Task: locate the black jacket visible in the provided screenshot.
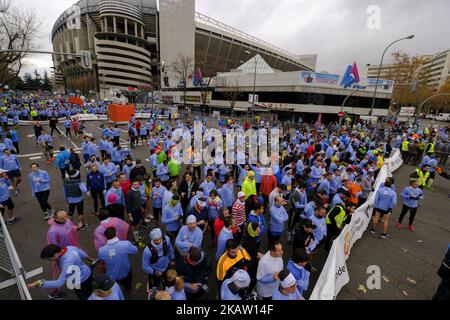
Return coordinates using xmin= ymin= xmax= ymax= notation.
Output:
xmin=130 ymin=166 xmax=147 ymax=182
xmin=242 ymin=234 xmax=259 ymax=260
xmin=176 ymin=252 xmax=212 ymax=285
xmin=107 ymin=204 xmax=125 ymax=220
xmin=293 ymin=227 xmax=315 ymax=252
xmin=70 ymin=152 xmax=81 ymax=170
xmin=178 ymin=180 xmax=199 ymax=203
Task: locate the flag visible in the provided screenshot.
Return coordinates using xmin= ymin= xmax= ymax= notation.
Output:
xmin=352 ymin=62 xmax=360 ymax=83
xmin=341 ymin=65 xmax=356 ymax=88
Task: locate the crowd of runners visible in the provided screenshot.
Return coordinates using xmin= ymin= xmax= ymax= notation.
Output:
xmin=0 ymin=93 xmax=448 ymax=301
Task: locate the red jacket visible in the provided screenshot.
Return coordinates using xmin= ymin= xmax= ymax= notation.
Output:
xmin=306 ymin=145 xmax=315 ymax=159
xmin=120 ymin=180 xmax=131 ymax=196
xmin=260 ymin=175 xmax=278 ymax=197
xmin=213 ymin=217 xmax=237 ymax=243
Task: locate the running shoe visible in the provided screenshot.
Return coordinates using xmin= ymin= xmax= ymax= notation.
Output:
xmin=395 ymin=223 xmax=403 ymax=230
xmin=6 ymin=217 xmax=21 ymax=225
xmin=48 ymin=291 xmax=66 ymax=300
xmin=381 ymin=233 xmax=390 ymax=239
xmin=78 ymin=223 xmax=89 ymax=231
xmin=408 ymin=225 xmax=416 ymax=232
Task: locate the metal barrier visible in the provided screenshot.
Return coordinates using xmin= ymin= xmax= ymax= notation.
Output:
xmin=0 ymin=214 xmax=42 ymax=300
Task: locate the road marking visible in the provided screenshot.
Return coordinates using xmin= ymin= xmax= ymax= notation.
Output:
xmin=29 ymin=156 xmax=42 ymax=160
xmin=27 ymin=134 xmax=35 ymax=138
xmin=57 ymin=126 xmax=79 ymax=149
xmin=17 ymin=148 xmax=83 ymax=159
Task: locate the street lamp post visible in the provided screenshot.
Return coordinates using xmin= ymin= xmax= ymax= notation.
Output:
xmin=370 ymin=35 xmax=415 ymax=117
xmin=339 ymin=85 xmax=377 ymax=128
xmin=245 ymin=50 xmax=257 ymax=116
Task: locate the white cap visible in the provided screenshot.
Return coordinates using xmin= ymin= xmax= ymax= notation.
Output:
xmin=280 ymin=273 xmax=296 ymax=288
xmin=237 ymin=192 xmax=246 ymax=199
xmin=231 ymin=269 xmax=251 ymax=288
xmin=186 ymin=215 xmax=197 ymax=224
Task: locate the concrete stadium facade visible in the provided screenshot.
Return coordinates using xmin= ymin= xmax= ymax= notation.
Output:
xmin=51 ymin=0 xmax=316 ymax=99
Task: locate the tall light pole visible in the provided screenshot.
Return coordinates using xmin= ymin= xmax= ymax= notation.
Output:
xmin=370 ymin=35 xmax=415 ymax=117
xmin=245 ymin=50 xmax=257 ymax=115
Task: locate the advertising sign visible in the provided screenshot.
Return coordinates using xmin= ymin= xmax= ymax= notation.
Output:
xmin=300 ymin=71 xmax=340 ymax=86
xmin=368 ymin=78 xmax=395 ymax=92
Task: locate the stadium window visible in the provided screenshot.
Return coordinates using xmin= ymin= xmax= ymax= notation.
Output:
xmin=128 ymin=21 xmax=136 ymax=37
xmin=116 ymin=17 xmax=125 ymax=34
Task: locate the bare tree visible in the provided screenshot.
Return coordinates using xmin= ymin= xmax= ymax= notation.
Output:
xmin=222 ymin=80 xmax=242 ymax=115
xmin=0 ymin=0 xmax=11 ymax=13
xmin=386 ymin=51 xmax=432 ymax=114
xmin=171 ymin=55 xmax=194 ymax=117
xmin=0 ymin=5 xmax=40 ymax=89
xmin=200 ymin=76 xmax=212 ymax=112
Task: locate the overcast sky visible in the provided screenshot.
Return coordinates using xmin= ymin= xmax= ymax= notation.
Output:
xmin=11 ymin=0 xmax=450 ymax=77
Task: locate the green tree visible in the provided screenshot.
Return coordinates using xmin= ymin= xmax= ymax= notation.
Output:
xmin=42 ymin=70 xmax=52 ymax=91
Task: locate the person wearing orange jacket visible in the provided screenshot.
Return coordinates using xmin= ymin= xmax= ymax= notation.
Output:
xmin=344 ymin=179 xmax=362 ymax=207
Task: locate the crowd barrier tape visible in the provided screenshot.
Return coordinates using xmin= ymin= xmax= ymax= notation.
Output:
xmin=310 ymin=149 xmax=403 ymax=300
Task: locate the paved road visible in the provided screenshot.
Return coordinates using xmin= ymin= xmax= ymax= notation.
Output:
xmin=0 ymin=121 xmax=448 ymax=300
xmin=338 ymin=164 xmax=450 ymax=300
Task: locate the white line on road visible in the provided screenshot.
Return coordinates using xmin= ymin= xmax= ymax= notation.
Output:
xmin=57 ymin=126 xmax=79 ymax=149
xmin=27 ymin=134 xmax=35 ymax=138
xmin=17 ymin=148 xmax=83 ymax=159
xmin=29 ymin=156 xmax=42 ymax=160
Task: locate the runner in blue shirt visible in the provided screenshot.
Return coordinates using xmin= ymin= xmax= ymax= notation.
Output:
xmin=97 ymin=227 xmax=138 ymax=292
xmin=28 ymin=245 xmax=95 ymax=300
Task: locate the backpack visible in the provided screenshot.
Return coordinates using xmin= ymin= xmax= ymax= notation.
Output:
xmin=148 ymin=237 xmax=169 ymax=265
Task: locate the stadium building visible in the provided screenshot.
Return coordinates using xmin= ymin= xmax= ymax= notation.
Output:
xmin=51 ymin=0 xmax=316 ymax=99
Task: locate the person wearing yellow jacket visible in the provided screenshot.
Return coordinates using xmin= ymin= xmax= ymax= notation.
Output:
xmin=241 ymin=171 xmax=257 ymax=200
xmin=376 ymin=153 xmax=384 ymax=170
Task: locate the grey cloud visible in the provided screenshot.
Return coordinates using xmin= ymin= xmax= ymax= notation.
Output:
xmin=13 ymin=0 xmax=450 ymax=77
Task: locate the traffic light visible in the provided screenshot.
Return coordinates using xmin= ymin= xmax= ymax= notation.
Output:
xmin=80 ymin=50 xmax=92 ymax=69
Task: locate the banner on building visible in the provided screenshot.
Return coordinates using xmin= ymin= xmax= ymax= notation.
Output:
xmin=300 ymin=71 xmax=340 ymax=86
xmin=310 ymin=149 xmax=402 ymax=300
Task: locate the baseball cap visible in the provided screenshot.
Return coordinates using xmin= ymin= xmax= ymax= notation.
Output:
xmin=302 ymin=218 xmax=317 ymax=229
xmin=292 ymin=248 xmax=310 ymax=264
xmin=237 ymin=191 xmax=246 ymax=199
xmin=92 ymin=274 xmax=115 ymax=292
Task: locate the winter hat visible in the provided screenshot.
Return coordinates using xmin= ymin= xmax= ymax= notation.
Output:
xmin=150 ymin=228 xmax=163 ymax=241
xmin=231 ymin=269 xmax=251 ymax=288
xmin=107 ymin=193 xmax=117 ymax=205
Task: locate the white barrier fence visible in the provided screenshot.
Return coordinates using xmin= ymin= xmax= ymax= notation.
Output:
xmin=13 ymin=113 xmax=168 ymax=126
xmin=0 ymin=214 xmax=43 ymax=300
xmin=310 ymin=149 xmax=403 ymax=300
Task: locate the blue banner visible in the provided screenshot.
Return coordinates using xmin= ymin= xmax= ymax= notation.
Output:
xmin=300 ymin=71 xmax=340 ymax=86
